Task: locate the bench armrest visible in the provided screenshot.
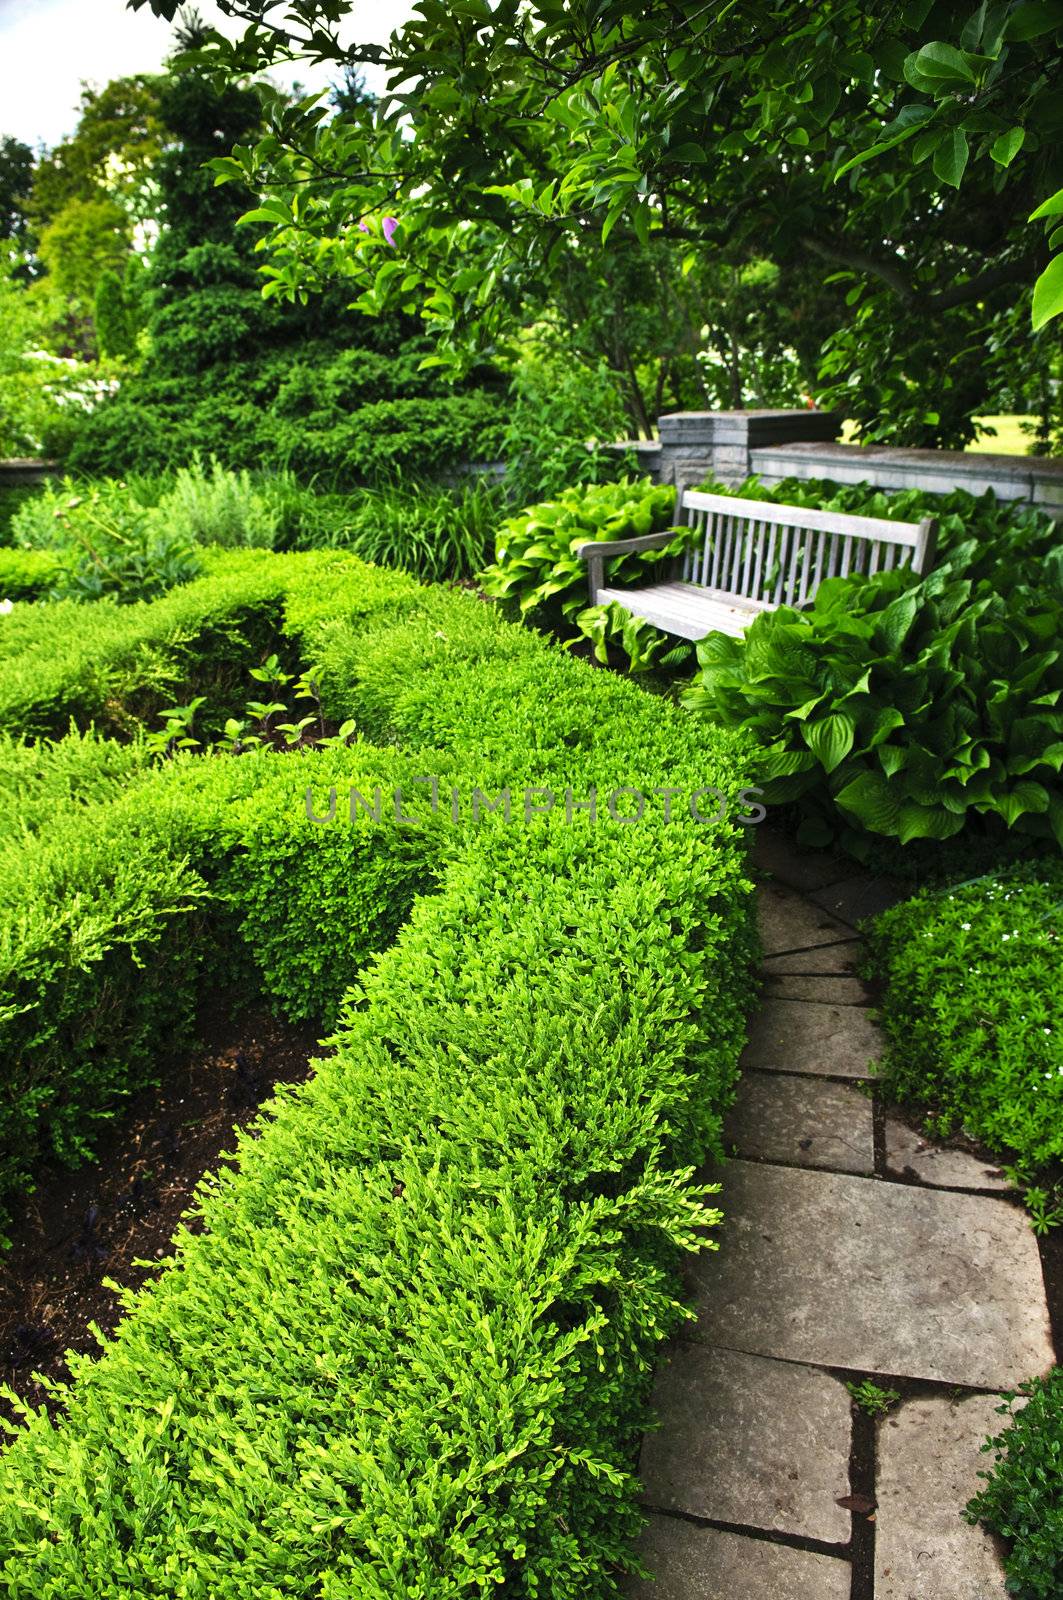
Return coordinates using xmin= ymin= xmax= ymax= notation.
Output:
xmin=576 ymin=529 xmax=683 ymax=606
xmin=573 ymin=529 xmax=679 ymax=560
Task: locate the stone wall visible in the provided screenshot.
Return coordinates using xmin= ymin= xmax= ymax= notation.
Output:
xmin=749 ymin=440 xmax=1063 ymax=522
xmin=0 ymin=459 xmax=60 ymax=487
xmin=610 ymin=413 xmax=1063 ymax=523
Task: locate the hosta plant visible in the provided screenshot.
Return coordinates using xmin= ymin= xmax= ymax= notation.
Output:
xmin=576 ymin=599 xmax=692 ymax=674
xmin=683 ymin=566 xmax=1063 ymax=850
xmin=480 ymin=477 xmax=680 ymax=622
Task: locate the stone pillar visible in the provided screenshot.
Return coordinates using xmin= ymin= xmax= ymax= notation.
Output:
xmin=655 ymin=410 xmax=842 ymax=493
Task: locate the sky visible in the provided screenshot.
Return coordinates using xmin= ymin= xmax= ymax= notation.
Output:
xmin=0 ymin=0 xmax=414 ymax=149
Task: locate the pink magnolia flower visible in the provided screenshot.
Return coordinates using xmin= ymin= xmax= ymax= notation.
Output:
xmin=382 ymin=216 xmax=399 ymax=247
xmin=357 ymin=219 xmax=370 ymax=234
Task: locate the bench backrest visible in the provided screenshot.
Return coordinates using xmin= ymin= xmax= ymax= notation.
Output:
xmin=679 ymin=490 xmax=937 ymax=608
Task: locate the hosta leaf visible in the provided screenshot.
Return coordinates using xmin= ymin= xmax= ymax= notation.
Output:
xmin=988 ymin=781 xmax=1051 ymax=826
xmin=896 ymin=802 xmax=966 ymax=843
xmin=803 ymin=713 xmax=856 ymax=773
xmin=784 ymin=694 xmax=828 ymax=721
xmin=867 ymin=706 xmax=906 ymax=747
xmin=878 ymin=744 xmax=908 ymax=778
xmin=757 ymin=746 xmax=819 ymax=780
xmin=876 ymin=591 xmax=918 ymax=652
xmin=834 ymin=770 xmax=902 ymax=835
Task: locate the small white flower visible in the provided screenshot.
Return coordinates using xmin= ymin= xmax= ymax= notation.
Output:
xmin=0 ymin=599 xmax=12 ymax=615
xmin=961 ymin=922 xmax=971 ymax=931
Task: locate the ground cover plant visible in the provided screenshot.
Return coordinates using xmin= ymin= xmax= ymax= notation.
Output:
xmin=11 ymin=477 xmax=202 ymax=603
xmin=0 ymin=552 xmax=758 ymax=1595
xmin=865 ymin=863 xmax=1063 ymax=1203
xmin=967 ymin=1369 xmax=1063 ymax=1600
xmin=681 ymin=478 xmax=1063 ymax=854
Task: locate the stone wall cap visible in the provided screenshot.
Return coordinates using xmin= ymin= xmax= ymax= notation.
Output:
xmin=750 ymin=439 xmax=1063 ymax=481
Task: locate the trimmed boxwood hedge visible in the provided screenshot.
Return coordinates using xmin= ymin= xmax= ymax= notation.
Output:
xmin=0 ymin=558 xmax=759 ymax=1596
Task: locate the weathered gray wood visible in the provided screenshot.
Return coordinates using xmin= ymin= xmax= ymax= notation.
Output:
xmin=596 ymin=582 xmax=768 ymax=640
xmin=682 ymin=489 xmax=925 ymax=546
xmin=577 ymin=529 xmax=679 ymax=605
xmin=573 ymin=488 xmax=938 ymax=638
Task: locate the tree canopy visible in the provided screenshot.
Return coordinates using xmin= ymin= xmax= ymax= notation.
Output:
xmin=128 ymin=0 xmax=1063 ymax=399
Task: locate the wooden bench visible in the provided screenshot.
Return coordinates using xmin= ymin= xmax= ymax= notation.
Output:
xmin=576 ymin=489 xmax=938 ymax=640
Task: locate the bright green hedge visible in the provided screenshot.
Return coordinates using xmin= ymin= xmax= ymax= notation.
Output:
xmin=0 ymin=562 xmax=758 ymax=1597
xmin=0 ymin=741 xmax=452 ymax=1232
xmin=0 ymin=726 xmax=148 ymax=839
xmin=0 ymin=549 xmax=418 ymax=740
xmin=0 ymin=548 xmax=60 ymax=601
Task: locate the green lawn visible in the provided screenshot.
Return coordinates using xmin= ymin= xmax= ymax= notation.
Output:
xmin=967 ymin=415 xmax=1038 ymax=455
xmin=838 ymin=414 xmax=1037 ymax=455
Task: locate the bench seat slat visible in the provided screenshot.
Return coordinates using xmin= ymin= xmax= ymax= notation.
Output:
xmin=596 ymin=582 xmax=771 ymax=641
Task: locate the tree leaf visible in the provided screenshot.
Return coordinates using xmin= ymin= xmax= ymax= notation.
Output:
xmin=933 ymin=128 xmax=970 ymax=188
xmin=989 ymin=127 xmax=1025 ymax=167
xmin=904 ymin=42 xmax=979 ymax=88
xmin=1032 ymin=256 xmax=1063 ymax=331
xmin=1030 ymin=186 xmax=1063 ymax=220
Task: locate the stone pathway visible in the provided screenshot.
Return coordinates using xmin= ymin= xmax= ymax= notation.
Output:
xmin=627 ymin=827 xmax=1057 ymax=1600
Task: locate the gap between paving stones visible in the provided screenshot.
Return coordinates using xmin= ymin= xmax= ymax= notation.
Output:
xmin=627 ymin=829 xmax=1057 ymax=1600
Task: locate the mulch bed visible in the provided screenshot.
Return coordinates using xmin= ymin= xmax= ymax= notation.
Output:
xmin=0 ymin=998 xmax=322 ymax=1419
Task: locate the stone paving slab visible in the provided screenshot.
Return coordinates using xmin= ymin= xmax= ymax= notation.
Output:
xmin=757 ymin=882 xmax=855 ymax=957
xmin=725 ymin=1072 xmax=874 ymax=1175
xmin=884 ymin=1114 xmax=1012 ymax=1194
xmin=626 ymin=1515 xmax=851 ymax=1600
xmin=883 ymin=1120 xmax=1011 ymax=1196
xmin=876 ymin=1394 xmax=1017 ymax=1598
xmin=752 ymin=826 xmax=850 ymax=894
xmin=742 ymin=999 xmax=880 ymax=1080
xmin=762 ymin=973 xmax=871 ymax=1005
xmin=640 ymin=1344 xmax=852 ymax=1542
xmin=762 ymin=939 xmax=863 ymax=976
xmin=692 ymin=1162 xmax=1054 ymax=1388
xmin=807 ymin=874 xmax=907 ymax=929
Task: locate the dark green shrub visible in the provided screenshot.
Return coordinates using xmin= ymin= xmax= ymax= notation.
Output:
xmin=64 ymin=343 xmax=509 ymax=484
xmin=967 ymin=1371 xmax=1063 ymax=1600
xmin=864 ymin=864 xmax=1063 ymax=1170
xmin=499 ymin=354 xmax=630 ymax=506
